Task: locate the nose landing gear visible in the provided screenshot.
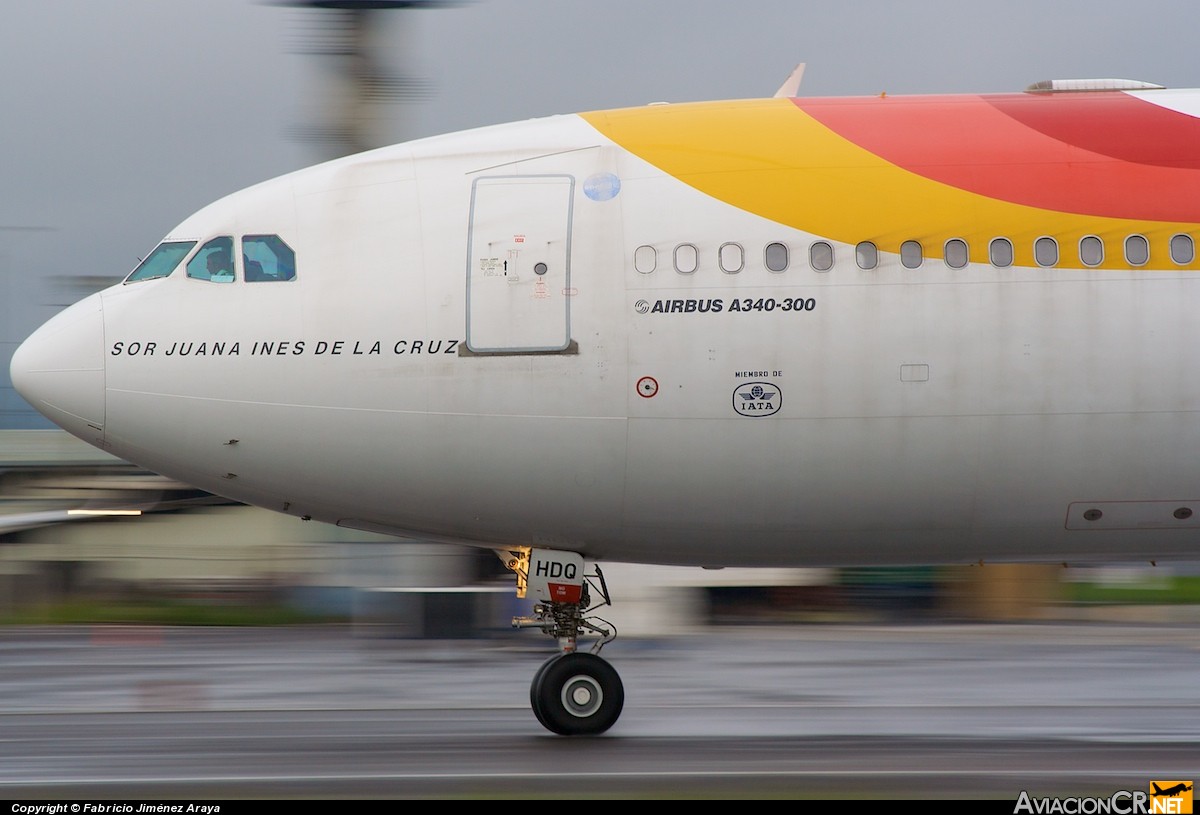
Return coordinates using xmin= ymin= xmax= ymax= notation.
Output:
xmin=531 ymin=652 xmax=624 ymax=735
xmin=503 ymin=547 xmax=622 ymax=735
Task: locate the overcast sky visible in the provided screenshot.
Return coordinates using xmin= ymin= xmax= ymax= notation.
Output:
xmin=5 ymin=0 xmax=1200 ymax=287
xmin=3 ymin=0 xmax=1200 ymax=422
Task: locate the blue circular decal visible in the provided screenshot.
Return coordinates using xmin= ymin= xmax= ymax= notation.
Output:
xmin=583 ymin=172 xmax=621 ymax=202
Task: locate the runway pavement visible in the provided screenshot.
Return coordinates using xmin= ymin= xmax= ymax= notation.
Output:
xmin=0 ymin=622 xmax=1197 ymax=799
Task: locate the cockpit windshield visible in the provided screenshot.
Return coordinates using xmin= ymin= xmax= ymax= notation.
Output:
xmin=186 ymin=236 xmax=235 ymax=283
xmin=125 ymin=241 xmax=197 ymax=282
xmin=243 ymin=234 xmax=296 ymax=282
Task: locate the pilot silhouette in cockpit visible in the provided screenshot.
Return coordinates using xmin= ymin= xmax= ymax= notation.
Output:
xmin=207 ymin=249 xmax=234 ymax=282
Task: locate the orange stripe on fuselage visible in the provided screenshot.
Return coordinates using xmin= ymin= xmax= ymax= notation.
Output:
xmin=581 ymin=96 xmax=1200 ymax=270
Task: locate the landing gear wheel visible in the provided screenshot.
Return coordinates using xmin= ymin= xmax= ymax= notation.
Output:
xmin=532 ymin=652 xmax=623 ymax=736
xmin=529 ymin=654 xmax=560 ymax=730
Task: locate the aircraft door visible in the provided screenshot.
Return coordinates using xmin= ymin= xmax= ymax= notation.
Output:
xmin=466 ymin=175 xmax=573 ymax=353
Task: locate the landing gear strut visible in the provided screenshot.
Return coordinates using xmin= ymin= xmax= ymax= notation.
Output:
xmin=501 ymin=547 xmax=622 ymax=735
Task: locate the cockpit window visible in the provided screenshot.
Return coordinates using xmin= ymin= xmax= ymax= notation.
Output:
xmin=243 ymin=234 xmax=296 ymax=282
xmin=125 ymin=241 xmax=196 ymax=282
xmin=187 ymin=236 xmax=236 ymax=283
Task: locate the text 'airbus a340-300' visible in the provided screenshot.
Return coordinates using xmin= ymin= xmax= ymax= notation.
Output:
xmin=14 ymin=76 xmax=1200 ymax=735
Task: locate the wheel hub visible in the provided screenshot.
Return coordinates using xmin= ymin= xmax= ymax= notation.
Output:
xmin=563 ymin=675 xmax=603 ymax=717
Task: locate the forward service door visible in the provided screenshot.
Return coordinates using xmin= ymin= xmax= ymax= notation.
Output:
xmin=466 ymin=175 xmax=574 ymax=353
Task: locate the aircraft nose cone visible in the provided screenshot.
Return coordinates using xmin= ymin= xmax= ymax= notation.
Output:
xmin=10 ymin=293 xmax=105 ymax=444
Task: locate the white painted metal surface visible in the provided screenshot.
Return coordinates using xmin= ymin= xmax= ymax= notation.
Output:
xmin=14 ymin=94 xmax=1200 ymax=570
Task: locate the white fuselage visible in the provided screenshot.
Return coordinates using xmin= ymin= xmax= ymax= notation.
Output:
xmin=15 ymin=96 xmax=1200 ymax=567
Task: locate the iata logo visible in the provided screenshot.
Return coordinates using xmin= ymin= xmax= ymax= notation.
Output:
xmin=733 ymin=382 xmax=780 ymax=417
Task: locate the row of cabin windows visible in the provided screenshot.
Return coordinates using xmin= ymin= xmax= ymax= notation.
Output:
xmin=635 ymin=234 xmax=1198 ymax=275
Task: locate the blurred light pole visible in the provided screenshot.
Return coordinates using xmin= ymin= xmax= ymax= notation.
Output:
xmin=278 ymin=0 xmax=462 ymax=159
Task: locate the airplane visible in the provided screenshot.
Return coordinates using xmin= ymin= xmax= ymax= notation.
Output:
xmin=1152 ymin=783 xmax=1193 ymax=797
xmin=12 ymin=75 xmax=1200 ymax=735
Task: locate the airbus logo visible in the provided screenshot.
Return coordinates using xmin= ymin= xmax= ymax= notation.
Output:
xmin=633 ymin=298 xmax=724 ymax=314
xmin=733 ymin=382 xmax=780 ymax=417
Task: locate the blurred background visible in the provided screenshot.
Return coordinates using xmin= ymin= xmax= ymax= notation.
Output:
xmin=3 ymin=0 xmax=1200 ymax=637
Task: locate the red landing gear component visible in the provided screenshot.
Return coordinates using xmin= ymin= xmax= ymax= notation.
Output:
xmin=504 ymin=547 xmax=621 ymax=735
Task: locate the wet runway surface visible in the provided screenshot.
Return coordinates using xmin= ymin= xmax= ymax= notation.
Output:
xmin=1 ymin=622 xmax=1197 ymax=798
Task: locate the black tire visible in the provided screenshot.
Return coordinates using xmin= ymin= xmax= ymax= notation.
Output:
xmin=529 ymin=654 xmax=561 ymax=730
xmin=533 ymin=652 xmax=623 ymax=736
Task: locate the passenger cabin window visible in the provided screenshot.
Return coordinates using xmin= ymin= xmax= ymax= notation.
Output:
xmin=1035 ymin=237 xmax=1058 ymax=267
xmin=856 ymin=241 xmax=878 ymax=270
xmin=719 ymin=242 xmax=744 ymax=274
xmin=1125 ymin=235 xmax=1149 ymax=266
xmin=125 ymin=241 xmax=197 ymax=282
xmin=900 ymin=240 xmax=923 ymax=269
xmin=1079 ymin=236 xmax=1104 ymax=267
xmin=674 ymin=243 xmax=698 ymax=274
xmin=243 ymin=234 xmax=296 ymax=282
xmin=1171 ymin=234 xmax=1195 ymax=265
xmin=944 ymin=239 xmax=968 ymax=270
xmin=765 ymin=242 xmax=789 ymax=273
xmin=989 ymin=238 xmax=1013 ymax=268
xmin=186 ymin=236 xmax=235 ymax=283
xmin=634 ymin=245 xmax=656 ymax=274
xmin=810 ymin=241 xmax=834 ymax=272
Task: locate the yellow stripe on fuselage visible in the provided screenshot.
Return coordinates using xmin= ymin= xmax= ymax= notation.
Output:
xmin=582 ymin=98 xmax=1199 ymax=270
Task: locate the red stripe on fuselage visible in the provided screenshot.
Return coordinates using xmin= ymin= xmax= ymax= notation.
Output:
xmin=794 ymin=93 xmax=1200 ymax=222
xmin=988 ymin=92 xmax=1200 ymax=169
